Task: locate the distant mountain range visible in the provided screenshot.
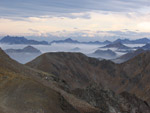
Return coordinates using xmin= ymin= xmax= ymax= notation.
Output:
xmin=5 ymin=46 xmax=42 ymax=64
xmin=50 ymin=38 xmax=111 ymax=45
xmin=51 ymin=37 xmax=150 ymax=45
xmin=50 ymin=38 xmax=79 ymax=44
xmin=0 ymin=36 xmax=111 ymax=45
xmin=101 ymin=42 xmax=131 ymax=49
xmin=112 ymin=43 xmax=150 ymax=63
xmin=112 ymin=49 xmax=146 ymax=63
xmin=70 ymin=47 xmax=81 ymax=52
xmin=0 ymin=36 xmax=48 ymax=45
xmin=1 ymin=35 xmax=150 ymax=45
xmin=88 ymin=49 xmax=117 ymax=59
xmin=5 ymin=45 xmax=41 ymax=53
xmin=113 ymin=38 xmax=150 ymax=44
xmin=81 ymin=40 xmax=111 ymax=45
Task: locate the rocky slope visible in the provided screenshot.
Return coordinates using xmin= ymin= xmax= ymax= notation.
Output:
xmin=0 ymin=48 xmax=81 ymax=113
xmin=117 ymin=52 xmax=150 ymax=103
xmin=1 ymin=48 xmax=150 ymax=113
xmin=112 ymin=49 xmax=146 ymax=63
xmin=0 ymin=73 xmax=79 ymax=113
xmin=27 ymin=52 xmax=101 ymax=89
xmin=26 ymin=51 xmax=150 ymax=106
xmin=72 ymin=85 xmax=150 ymax=113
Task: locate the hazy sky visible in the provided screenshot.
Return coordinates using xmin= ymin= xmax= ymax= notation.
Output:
xmin=1 ymin=0 xmax=150 ymax=41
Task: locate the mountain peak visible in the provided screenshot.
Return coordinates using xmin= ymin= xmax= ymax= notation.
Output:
xmin=50 ymin=38 xmax=79 ymax=44
xmin=0 ymin=36 xmax=48 ymax=45
xmin=64 ymin=38 xmax=73 ymax=41
xmin=1 ymin=36 xmax=26 ymax=42
xmin=90 ymin=49 xmax=117 ymax=59
xmin=113 ymin=38 xmax=130 ymax=44
xmin=102 ymin=42 xmax=130 ymax=49
xmin=23 ymin=46 xmax=41 ymax=53
xmin=140 ymin=37 xmax=149 ymax=40
xmin=95 ymin=49 xmax=114 ymax=53
xmin=112 ymin=41 xmax=122 ymax=45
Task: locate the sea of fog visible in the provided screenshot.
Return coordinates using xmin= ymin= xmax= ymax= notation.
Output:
xmin=0 ymin=43 xmax=105 ymax=54
xmin=0 ymin=43 xmax=145 ymax=64
xmin=0 ymin=43 xmax=144 ymax=54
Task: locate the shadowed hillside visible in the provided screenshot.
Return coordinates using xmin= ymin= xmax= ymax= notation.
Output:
xmin=26 ymin=52 xmax=112 ymax=89
xmin=26 ymin=51 xmax=150 ymax=106
xmin=112 ymin=49 xmax=146 ymax=63
xmin=0 ymin=48 xmax=80 ymax=113
xmin=0 ymin=48 xmax=150 ymax=113
xmin=118 ymin=52 xmax=150 ymax=102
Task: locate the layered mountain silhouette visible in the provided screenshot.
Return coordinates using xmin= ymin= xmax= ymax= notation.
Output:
xmin=5 ymin=45 xmax=41 ymax=53
xmin=113 ymin=38 xmax=150 ymax=44
xmin=5 ymin=46 xmax=42 ymax=64
xmin=1 ymin=47 xmax=150 ymax=113
xmin=0 ymin=36 xmax=48 ymax=45
xmin=50 ymin=38 xmax=112 ymax=45
xmin=50 ymin=38 xmax=79 ymax=44
xmin=113 ymin=44 xmax=150 ymax=63
xmin=88 ymin=49 xmax=117 ymax=59
xmin=113 ymin=49 xmax=146 ymax=63
xmin=50 ymin=38 xmax=150 ymax=45
xmin=70 ymin=47 xmax=81 ymax=52
xmin=82 ymin=40 xmax=111 ymax=45
xmin=1 ymin=36 xmax=150 ymax=45
xmin=140 ymin=43 xmax=150 ymax=50
xmin=101 ymin=42 xmax=130 ymax=49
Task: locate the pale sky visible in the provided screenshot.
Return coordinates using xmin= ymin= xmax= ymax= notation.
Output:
xmin=1 ymin=0 xmax=150 ymax=41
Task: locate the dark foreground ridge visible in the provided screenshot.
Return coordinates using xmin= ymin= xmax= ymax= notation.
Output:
xmin=0 ymin=48 xmax=150 ymax=113
xmin=25 ymin=51 xmax=150 ymax=112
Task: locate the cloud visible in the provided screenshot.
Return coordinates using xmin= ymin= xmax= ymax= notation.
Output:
xmin=1 ymin=0 xmax=150 ymax=40
xmin=33 ymin=30 xmax=150 ymax=41
xmin=28 ymin=29 xmax=39 ymax=33
xmin=1 ymin=0 xmax=150 ymax=18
